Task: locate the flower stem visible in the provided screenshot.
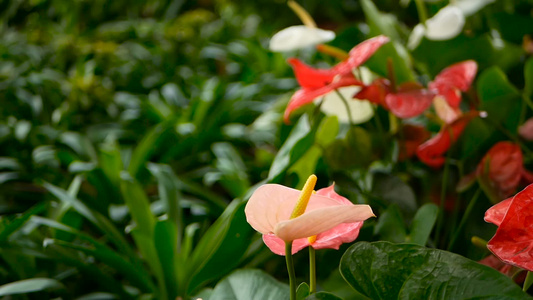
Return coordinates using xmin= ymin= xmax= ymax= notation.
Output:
xmin=309 ymin=246 xmax=316 ymax=294
xmin=334 ymin=89 xmax=354 ymax=126
xmin=285 ymin=242 xmax=297 ymax=300
xmin=447 ymin=189 xmax=481 ymax=251
xmin=413 ymin=0 xmax=428 ymax=24
xmin=434 ymin=155 xmax=450 ymax=247
xmin=524 ymin=271 xmax=533 ymax=292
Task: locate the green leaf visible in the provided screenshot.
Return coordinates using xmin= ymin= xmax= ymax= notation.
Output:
xmin=120 ymin=172 xmax=155 ymax=238
xmin=0 ymin=278 xmax=64 ymax=296
xmin=209 ymin=269 xmax=289 ymax=300
xmin=409 ymin=203 xmax=438 ymax=246
xmin=325 ymin=127 xmax=373 ymax=170
xmin=315 ymin=116 xmax=339 ymax=148
xmin=154 ymin=220 xmax=179 ymax=300
xmin=128 ymin=120 xmax=175 ymax=179
xmin=371 ymin=172 xmax=417 ymax=216
xmin=477 ymin=67 xmax=521 ymax=131
xmin=305 ymin=292 xmax=344 ymax=300
xmin=268 ymin=115 xmax=315 ymax=182
xmin=340 ymin=242 xmax=529 ymax=299
xmin=289 ymin=145 xmax=322 ymax=189
xmin=0 ymin=203 xmax=45 ymax=244
xmin=360 ymin=0 xmax=414 ymax=83
xmin=296 ymin=282 xmax=310 ymax=300
xmin=43 ymin=181 xmax=136 ymax=260
xmin=186 ymin=201 xmax=255 ymax=294
xmin=373 ymin=204 xmax=407 ymax=243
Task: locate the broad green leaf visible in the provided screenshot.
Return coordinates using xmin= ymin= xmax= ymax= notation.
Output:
xmin=477 ymin=67 xmax=521 ymax=131
xmin=373 ymin=204 xmax=407 ymax=243
xmin=325 ymin=127 xmax=373 ymax=170
xmin=340 ymin=242 xmax=529 ymax=299
xmin=371 ymin=172 xmax=417 ymax=216
xmin=409 ymin=203 xmax=438 ymax=246
xmin=268 ymin=115 xmax=315 ymax=182
xmin=209 ymin=269 xmax=289 ymax=300
xmin=289 ymin=145 xmax=322 ymax=189
xmin=0 ymin=278 xmax=64 ymax=296
xmin=120 ymin=172 xmax=155 ymax=238
xmin=412 ymin=34 xmax=523 ymax=78
xmin=154 ymin=220 xmax=179 ymax=300
xmin=186 ymin=201 xmax=255 ymax=294
xmin=305 ymin=292 xmax=343 ymax=300
xmin=360 ymin=0 xmax=414 ymax=83
xmin=315 ymin=116 xmax=339 ymax=148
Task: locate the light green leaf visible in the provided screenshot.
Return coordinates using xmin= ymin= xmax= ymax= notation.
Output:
xmin=409 ymin=203 xmax=438 ymax=246
xmin=0 ymin=278 xmax=64 ymax=296
xmin=209 ymin=269 xmax=289 ymax=300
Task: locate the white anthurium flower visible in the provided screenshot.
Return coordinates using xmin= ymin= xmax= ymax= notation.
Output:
xmin=317 ymin=86 xmax=374 ymax=124
xmin=269 ymin=25 xmax=335 ymax=52
xmin=452 ymin=0 xmax=495 ymax=17
xmin=407 ymin=6 xmax=465 ymax=49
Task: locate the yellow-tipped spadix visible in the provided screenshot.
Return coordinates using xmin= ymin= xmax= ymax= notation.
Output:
xmin=290 ymin=174 xmax=317 ymax=219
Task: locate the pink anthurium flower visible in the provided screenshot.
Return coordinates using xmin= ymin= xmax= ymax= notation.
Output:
xmin=283 ymin=35 xmax=390 ymax=123
xmin=245 ymin=182 xmax=374 ymax=255
xmin=484 ymin=183 xmax=533 ymax=272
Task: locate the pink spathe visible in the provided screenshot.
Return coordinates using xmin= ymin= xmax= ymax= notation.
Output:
xmin=245 ymin=183 xmax=374 ymax=256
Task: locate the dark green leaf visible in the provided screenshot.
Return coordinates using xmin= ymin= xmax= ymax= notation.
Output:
xmin=120 ymin=172 xmax=155 ymax=238
xmin=373 ymin=204 xmax=407 ymax=243
xmin=340 ymin=242 xmax=529 ymax=299
xmin=154 ymin=220 xmax=179 ymax=300
xmin=186 ymin=201 xmax=255 ymax=294
xmin=306 ymin=292 xmax=344 ymax=300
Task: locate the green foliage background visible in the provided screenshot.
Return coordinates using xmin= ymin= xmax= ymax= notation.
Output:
xmin=0 ymin=0 xmax=532 ymax=299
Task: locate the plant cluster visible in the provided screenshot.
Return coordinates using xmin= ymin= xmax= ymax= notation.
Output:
xmin=0 ymin=0 xmax=532 ymax=299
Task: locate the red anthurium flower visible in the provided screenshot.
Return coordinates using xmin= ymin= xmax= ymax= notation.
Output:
xmin=354 ymin=60 xmax=477 ymax=119
xmin=416 ymin=111 xmax=481 ymax=168
xmin=283 ymin=35 xmax=390 ymax=123
xmin=354 ymin=80 xmax=436 ymax=118
xmin=484 ymin=183 xmax=533 ymax=272
xmin=398 ymin=124 xmax=431 ymax=161
xmin=428 ymin=60 xmax=478 ymax=107
xmin=476 ymin=142 xmax=530 ymax=199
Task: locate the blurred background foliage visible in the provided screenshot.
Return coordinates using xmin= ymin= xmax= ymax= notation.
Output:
xmin=0 ymin=0 xmax=533 ymax=299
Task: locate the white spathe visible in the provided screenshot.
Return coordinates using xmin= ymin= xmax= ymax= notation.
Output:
xmin=269 ymin=25 xmax=335 ymax=52
xmin=407 ymin=6 xmax=465 ymax=49
xmin=453 ymin=0 xmax=496 ymax=16
xmin=319 ymin=86 xmax=374 ymax=124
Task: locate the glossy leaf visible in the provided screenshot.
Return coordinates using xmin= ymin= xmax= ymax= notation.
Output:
xmin=186 ymin=201 xmax=255 ymax=294
xmin=409 ymin=203 xmax=438 ymax=246
xmin=305 ymin=292 xmax=344 ymax=300
xmin=373 ymin=204 xmax=407 ymax=243
xmin=268 ymin=115 xmax=315 ymax=182
xmin=340 ymin=242 xmax=529 ymax=299
xmin=210 ymin=269 xmax=289 ymax=300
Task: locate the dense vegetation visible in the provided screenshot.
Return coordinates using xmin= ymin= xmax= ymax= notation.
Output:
xmin=1 ymin=0 xmax=532 ymax=299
